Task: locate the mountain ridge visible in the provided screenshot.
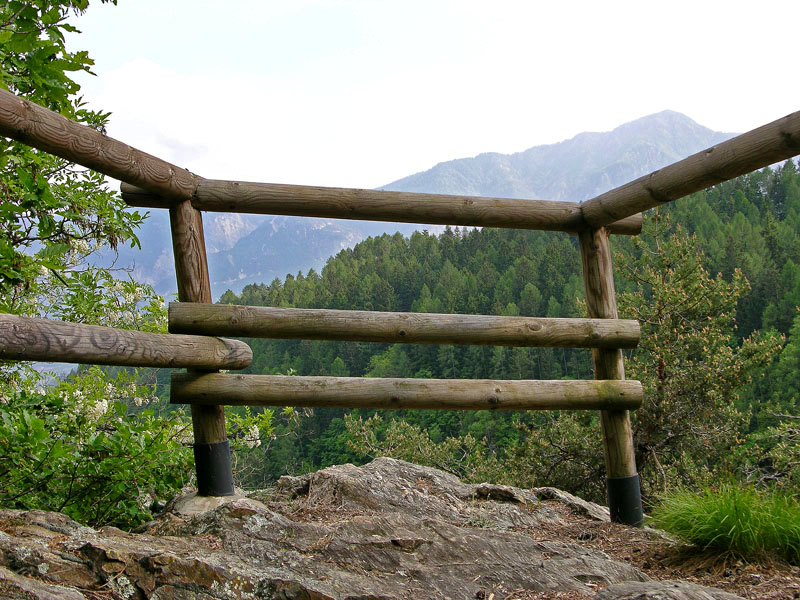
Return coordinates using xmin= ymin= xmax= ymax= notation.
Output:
xmin=382 ymin=110 xmax=735 ymax=201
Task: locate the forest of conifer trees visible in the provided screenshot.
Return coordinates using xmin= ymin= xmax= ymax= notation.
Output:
xmin=203 ymin=160 xmax=800 ymax=500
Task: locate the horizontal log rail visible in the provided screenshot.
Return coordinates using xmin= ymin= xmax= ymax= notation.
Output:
xmin=0 ymin=89 xmax=199 ymax=200
xmin=170 ymin=372 xmax=643 ymax=411
xmin=581 ymin=109 xmax=800 ymax=227
xmin=169 ymin=303 xmax=640 ymax=349
xmin=0 ymin=314 xmax=252 ymax=370
xmin=122 ymin=182 xmax=643 ymax=235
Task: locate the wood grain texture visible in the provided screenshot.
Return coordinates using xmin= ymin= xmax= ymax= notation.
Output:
xmin=0 ymin=89 xmax=199 ymax=200
xmin=170 ymin=200 xmax=213 ymax=304
xmin=581 ymin=109 xmax=800 ymax=227
xmin=170 ymin=372 xmax=643 ymax=411
xmin=169 ymin=198 xmax=227 ymax=446
xmin=0 ymin=314 xmax=251 ymax=369
xmin=579 ymin=228 xmax=638 ymax=479
xmin=169 ymin=303 xmax=641 ymax=349
xmin=121 ymin=182 xmax=643 ymax=236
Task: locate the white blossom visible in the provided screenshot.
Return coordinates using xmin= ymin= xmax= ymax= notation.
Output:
xmin=245 ymin=424 xmax=261 ymax=449
xmin=71 ymin=239 xmax=90 ymax=254
xmin=85 ymin=398 xmax=108 ymax=421
xmin=137 ymin=492 xmax=153 ymax=511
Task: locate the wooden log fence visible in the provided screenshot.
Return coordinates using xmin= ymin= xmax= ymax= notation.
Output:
xmin=1 ymin=87 xmax=799 ymax=527
xmin=168 ymin=303 xmax=640 ymax=349
xmin=170 ymin=373 xmax=643 ymax=411
xmin=0 ymin=314 xmax=251 ymax=370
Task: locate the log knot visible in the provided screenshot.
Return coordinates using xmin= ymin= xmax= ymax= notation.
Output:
xmin=644 ymin=185 xmax=671 ymax=205
xmin=782 ymin=130 xmax=800 ymax=151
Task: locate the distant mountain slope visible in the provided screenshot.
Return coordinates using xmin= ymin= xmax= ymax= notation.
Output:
xmin=112 ymin=111 xmax=735 ymax=300
xmin=105 ymin=212 xmax=375 ymax=300
xmin=383 ymin=111 xmax=734 ymax=201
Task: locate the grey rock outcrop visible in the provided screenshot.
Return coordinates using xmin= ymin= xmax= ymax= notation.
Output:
xmin=596 ymin=580 xmax=746 ymax=600
xmin=0 ymin=458 xmax=744 ymax=599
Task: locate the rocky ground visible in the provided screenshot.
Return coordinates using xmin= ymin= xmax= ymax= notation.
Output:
xmin=1 ymin=457 xmax=798 ymax=599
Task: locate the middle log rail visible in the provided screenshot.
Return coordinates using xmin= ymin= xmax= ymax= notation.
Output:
xmin=169 ymin=303 xmax=640 ymax=349
xmin=0 ymin=313 xmax=252 ymax=370
xmin=171 ymin=372 xmax=643 ymax=411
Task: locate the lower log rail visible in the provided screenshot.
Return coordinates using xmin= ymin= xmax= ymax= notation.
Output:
xmin=170 ymin=373 xmax=643 ymax=411
xmin=169 ymin=303 xmax=640 ymax=349
xmin=0 ymin=314 xmax=252 ymax=370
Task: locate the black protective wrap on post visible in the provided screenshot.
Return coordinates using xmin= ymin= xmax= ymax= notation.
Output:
xmin=607 ymin=474 xmax=643 ymax=527
xmin=194 ymin=440 xmax=235 ymax=496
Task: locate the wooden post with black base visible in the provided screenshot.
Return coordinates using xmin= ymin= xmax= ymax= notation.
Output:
xmin=579 ymin=227 xmax=643 ymax=527
xmin=170 ymin=198 xmax=235 ymax=497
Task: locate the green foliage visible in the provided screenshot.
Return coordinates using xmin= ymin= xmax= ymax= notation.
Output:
xmin=500 ymin=411 xmax=608 ymax=501
xmin=344 ymin=413 xmax=505 ymax=484
xmin=0 ymin=0 xmax=145 ymax=315
xmin=0 ymin=367 xmax=192 ymax=528
xmin=760 ymin=420 xmax=800 ymax=487
xmin=226 ymin=406 xmax=274 ymax=488
xmin=651 ymin=485 xmax=800 ymax=563
xmin=618 ymin=215 xmax=781 ymax=495
xmin=740 ymin=412 xmax=800 ymax=489
xmin=0 ymin=2 xmax=192 ymax=530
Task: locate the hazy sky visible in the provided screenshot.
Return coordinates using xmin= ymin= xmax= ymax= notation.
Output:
xmin=70 ymin=0 xmax=800 ymax=189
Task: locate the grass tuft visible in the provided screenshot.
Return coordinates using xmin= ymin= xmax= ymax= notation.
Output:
xmin=651 ymin=485 xmax=800 ymax=564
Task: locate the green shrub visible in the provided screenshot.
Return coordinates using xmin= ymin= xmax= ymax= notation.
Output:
xmin=651 ymin=485 xmax=800 ymax=563
xmin=0 ymin=367 xmax=192 ymax=529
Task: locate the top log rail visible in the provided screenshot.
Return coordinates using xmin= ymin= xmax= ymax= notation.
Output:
xmin=122 ymin=182 xmax=643 ymax=236
xmin=0 ymin=89 xmax=200 ymax=200
xmin=581 ymin=110 xmax=800 ymax=227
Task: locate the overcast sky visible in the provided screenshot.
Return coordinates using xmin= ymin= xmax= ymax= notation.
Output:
xmin=70 ymin=0 xmax=800 ymax=190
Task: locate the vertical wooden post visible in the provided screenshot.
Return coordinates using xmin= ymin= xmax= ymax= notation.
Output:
xmin=170 ymin=199 xmax=234 ymax=496
xmin=578 ymin=227 xmax=643 ymax=526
